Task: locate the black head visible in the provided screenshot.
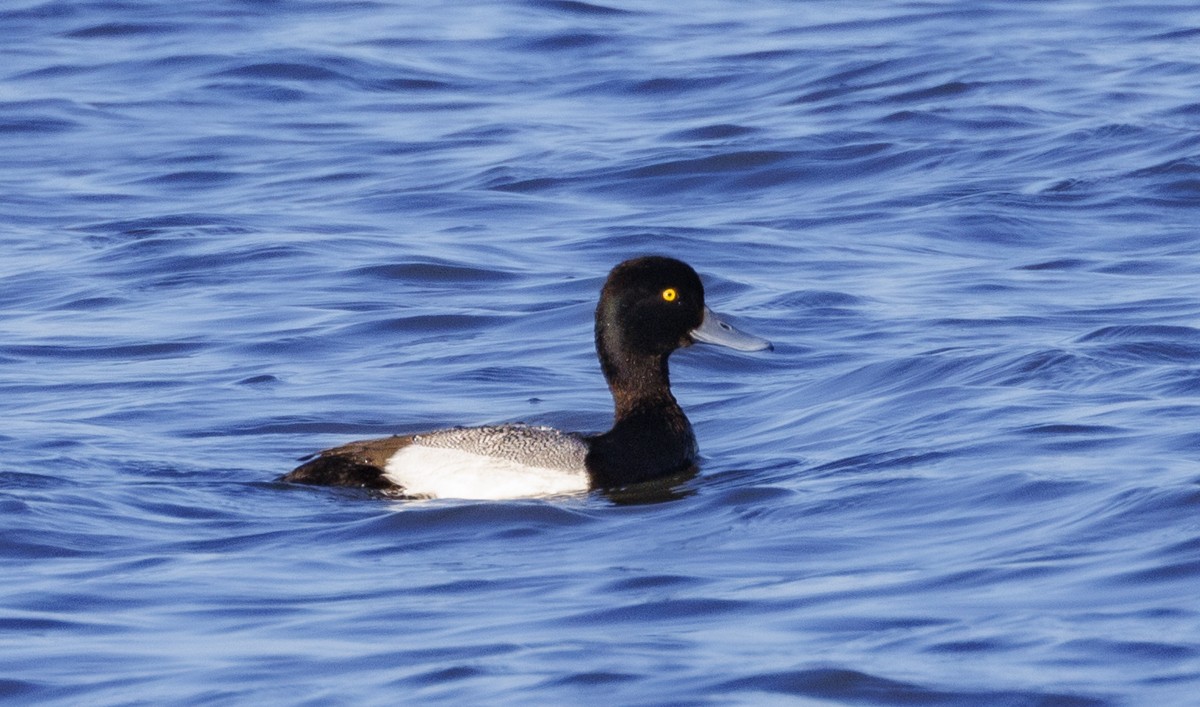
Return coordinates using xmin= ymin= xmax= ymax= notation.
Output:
xmin=595 ymin=256 xmax=706 ymax=369
xmin=586 ymin=256 xmax=770 ymax=485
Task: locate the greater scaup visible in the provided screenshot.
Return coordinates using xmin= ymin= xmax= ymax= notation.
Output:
xmin=280 ymin=256 xmax=770 ymax=499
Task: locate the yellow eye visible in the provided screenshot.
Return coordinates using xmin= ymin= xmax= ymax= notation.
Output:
xmin=661 ymin=288 xmax=677 ymax=302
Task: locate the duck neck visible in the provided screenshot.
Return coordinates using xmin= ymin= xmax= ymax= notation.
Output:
xmin=588 ymin=351 xmax=698 ymax=487
xmin=600 ymin=349 xmax=678 ymax=420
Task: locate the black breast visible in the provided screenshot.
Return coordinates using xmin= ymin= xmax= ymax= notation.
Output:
xmin=584 ymin=406 xmax=698 ymax=487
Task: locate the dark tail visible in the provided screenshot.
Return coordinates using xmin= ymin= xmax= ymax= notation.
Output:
xmin=279 ymin=455 xmax=396 ymax=490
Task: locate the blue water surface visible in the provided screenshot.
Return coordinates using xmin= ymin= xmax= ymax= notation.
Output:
xmin=3 ymin=0 xmax=1200 ymax=703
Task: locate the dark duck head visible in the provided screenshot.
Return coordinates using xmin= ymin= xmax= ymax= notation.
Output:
xmin=585 ymin=256 xmax=770 ymax=487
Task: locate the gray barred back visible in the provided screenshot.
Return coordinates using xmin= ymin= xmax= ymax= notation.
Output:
xmin=412 ymin=424 xmax=589 ymax=472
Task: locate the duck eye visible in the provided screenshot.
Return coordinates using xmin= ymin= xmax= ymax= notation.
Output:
xmin=661 ymin=288 xmax=677 ymax=302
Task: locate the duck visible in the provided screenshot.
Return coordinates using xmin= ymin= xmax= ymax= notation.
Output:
xmin=280 ymin=256 xmax=770 ymax=499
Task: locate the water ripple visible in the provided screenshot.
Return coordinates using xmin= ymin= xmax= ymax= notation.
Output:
xmin=4 ymin=0 xmax=1200 ymax=703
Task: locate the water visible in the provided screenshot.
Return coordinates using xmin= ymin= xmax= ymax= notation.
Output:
xmin=3 ymin=0 xmax=1200 ymax=703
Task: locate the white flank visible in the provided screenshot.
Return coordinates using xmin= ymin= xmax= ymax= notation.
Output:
xmin=383 ymin=444 xmax=590 ymax=500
